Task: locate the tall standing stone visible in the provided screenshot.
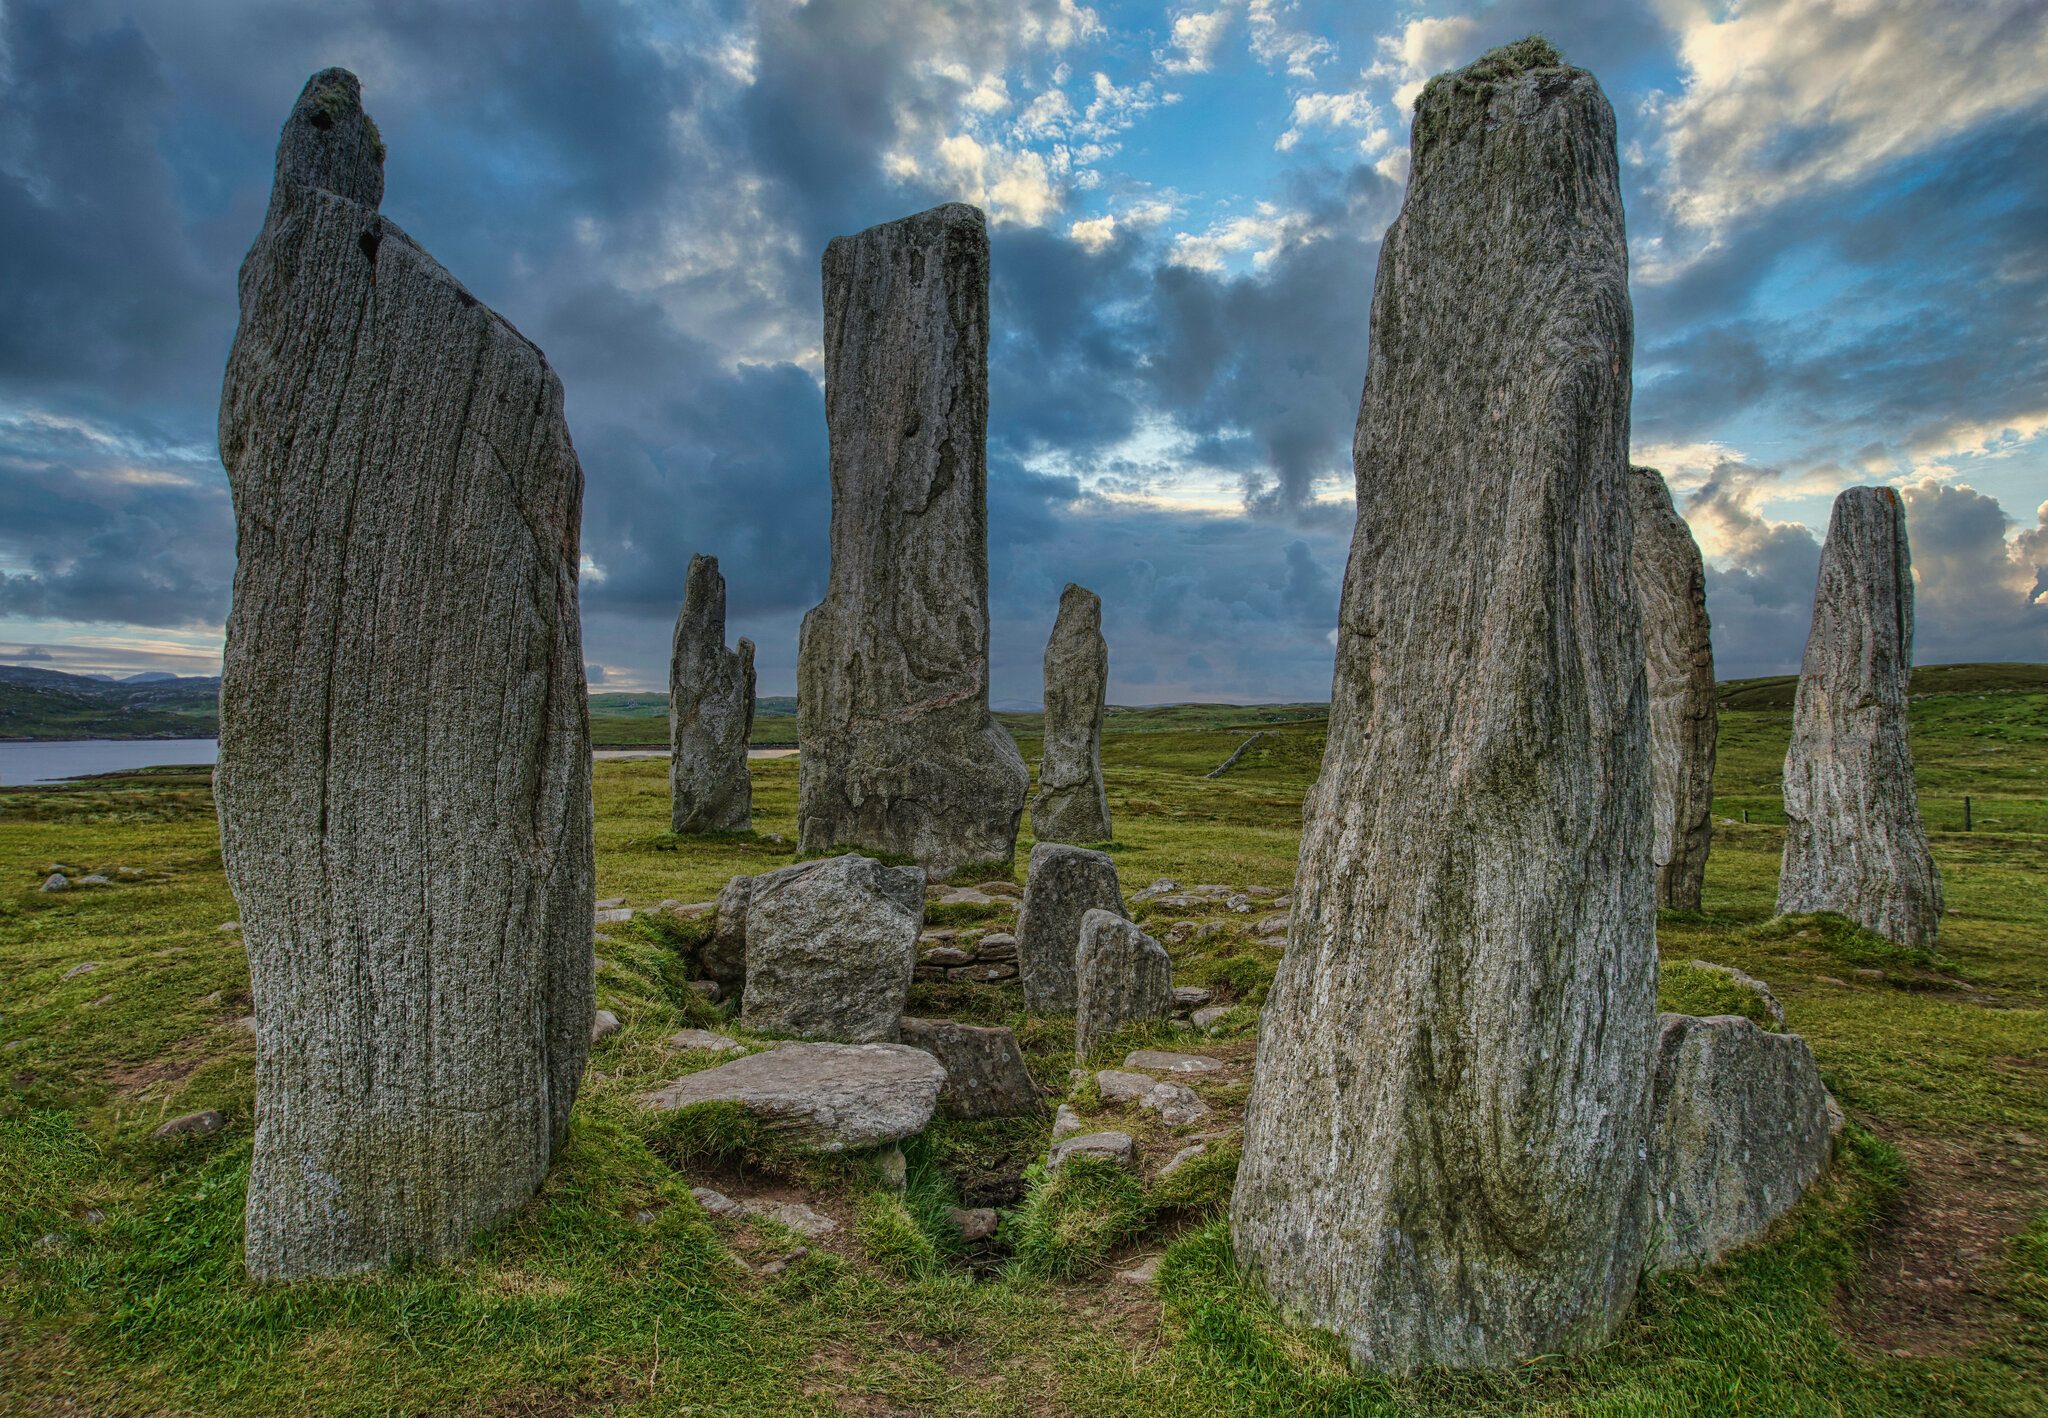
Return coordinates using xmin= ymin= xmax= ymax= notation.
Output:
xmin=217 ymin=70 xmax=593 ymax=1280
xmin=1016 ymin=842 xmax=1126 ymax=1014
xmin=1031 ymin=583 xmax=1111 ymax=844
xmin=1628 ymin=466 xmax=1717 ymax=910
xmin=1231 ymin=40 xmax=1655 ymax=1371
xmin=797 ymin=203 xmax=1029 ymax=878
xmin=1777 ymin=487 xmax=1942 ymax=947
xmin=670 ymin=554 xmax=755 ymax=833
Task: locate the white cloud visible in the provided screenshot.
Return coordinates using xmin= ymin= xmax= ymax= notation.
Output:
xmin=1365 ymin=14 xmax=1479 ymax=114
xmin=1276 ymin=88 xmax=1389 ymax=153
xmin=1161 ymin=8 xmax=1232 ymax=74
xmin=1068 ymin=214 xmax=1118 ymax=250
xmin=1168 ymin=203 xmax=1320 ymax=273
xmin=1649 ymin=0 xmax=2048 ymax=237
xmin=1247 ymin=0 xmax=1333 ymax=78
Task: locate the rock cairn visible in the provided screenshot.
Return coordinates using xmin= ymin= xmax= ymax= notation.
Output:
xmin=670 ymin=553 xmax=755 ymax=834
xmin=1628 ymin=466 xmax=1716 ymax=910
xmin=796 ymin=203 xmax=1029 ymax=878
xmin=217 ymin=70 xmax=593 ymax=1280
xmin=739 ymin=854 xmax=924 ymax=1043
xmin=1231 ymin=40 xmax=1657 ymax=1371
xmin=1016 ymin=843 xmax=1127 ymax=1013
xmin=1778 ymin=487 xmax=1943 ymax=947
xmin=1074 ymin=910 xmax=1172 ymax=1061
xmin=1032 ymin=584 xmax=1111 ymax=843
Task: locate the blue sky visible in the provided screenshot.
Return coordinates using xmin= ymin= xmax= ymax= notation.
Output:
xmin=1 ymin=0 xmax=2043 ymax=703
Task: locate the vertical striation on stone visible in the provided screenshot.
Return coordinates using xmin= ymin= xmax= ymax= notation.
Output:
xmin=670 ymin=553 xmax=756 ymax=834
xmin=217 ymin=70 xmax=593 ymax=1280
xmin=738 ymin=854 xmax=923 ymax=1043
xmin=1231 ymin=39 xmax=1656 ymax=1371
xmin=1628 ymin=466 xmax=1717 ymax=910
xmin=1777 ymin=487 xmax=1942 ymax=947
xmin=1031 ymin=583 xmax=1111 ymax=844
xmin=1074 ymin=910 xmax=1173 ymax=1061
xmin=796 ymin=203 xmax=1029 ymax=878
xmin=1016 ymin=842 xmax=1126 ymax=1014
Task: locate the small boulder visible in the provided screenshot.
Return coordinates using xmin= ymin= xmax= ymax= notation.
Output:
xmin=1016 ymin=843 xmax=1126 ymax=1013
xmin=1052 ymin=1103 xmax=1085 ymax=1140
xmin=1190 ymin=1005 xmax=1233 ymax=1031
xmin=1097 ymin=1069 xmax=1209 ymax=1126
xmin=62 ymin=961 xmax=100 ymax=980
xmin=39 ymin=874 xmax=68 ymax=893
xmin=1115 ymin=1255 xmax=1162 ymax=1286
xmin=1253 ymin=913 xmax=1290 ymax=938
xmin=950 ymin=1206 xmax=999 ymax=1243
xmin=1049 ymin=1130 xmax=1137 ymax=1171
xmin=591 ymin=1009 xmax=621 ymax=1042
xmin=1075 ymin=911 xmax=1173 ymax=1060
xmin=900 ymin=1017 xmax=1044 ymax=1119
xmin=975 ymin=932 xmax=1019 ymax=961
xmin=1171 ymin=985 xmax=1212 ymax=1010
xmin=640 ymin=1042 xmax=945 ymax=1152
xmin=1131 ymin=879 xmax=1181 ymax=902
xmin=1647 ymin=1013 xmax=1835 ymax=1270
xmin=594 ymin=908 xmax=632 ymax=925
xmin=666 ymin=1028 xmax=743 ymax=1054
xmin=702 ymin=874 xmax=752 ymax=993
xmin=152 ymin=1110 xmax=225 ymax=1139
xmin=692 ymin=1186 xmax=742 ymax=1216
xmin=1156 ymin=1143 xmax=1207 ymax=1180
xmin=75 ymin=873 xmax=112 ymax=887
xmin=740 ymin=854 xmax=924 ymax=1043
xmin=1124 ymin=1049 xmax=1224 ymax=1074
xmin=595 ymin=896 xmax=626 ymax=910
xmin=921 ymin=945 xmax=973 ymax=967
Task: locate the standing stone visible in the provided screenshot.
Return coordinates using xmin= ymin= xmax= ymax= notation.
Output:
xmin=670 ymin=554 xmax=755 ymax=834
xmin=217 ymin=71 xmax=593 ymax=1280
xmin=740 ymin=854 xmax=923 ymax=1043
xmin=1074 ymin=911 xmax=1173 ymax=1061
xmin=796 ymin=203 xmax=1029 ymax=879
xmin=1628 ymin=467 xmax=1717 ymax=911
xmin=1646 ymin=1013 xmax=1836 ymax=1269
xmin=1016 ymin=842 xmax=1126 ymax=1014
xmin=1031 ymin=584 xmax=1111 ymax=844
xmin=1231 ymin=40 xmax=1655 ymax=1372
xmin=1778 ymin=487 xmax=1942 ymax=948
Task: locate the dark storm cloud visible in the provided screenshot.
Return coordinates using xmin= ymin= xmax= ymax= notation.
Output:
xmin=1901 ymin=479 xmax=2048 ymax=665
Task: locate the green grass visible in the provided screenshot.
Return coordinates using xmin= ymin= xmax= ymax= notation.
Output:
xmin=2 ymin=676 xmax=2045 ymax=1413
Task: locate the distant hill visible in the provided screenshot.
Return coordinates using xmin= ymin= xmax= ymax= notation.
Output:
xmin=0 ymin=666 xmax=221 ymax=741
xmin=1717 ymin=662 xmax=2048 ymax=711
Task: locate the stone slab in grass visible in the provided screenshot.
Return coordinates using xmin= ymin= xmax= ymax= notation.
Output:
xmin=639 ymin=1042 xmax=945 ymax=1152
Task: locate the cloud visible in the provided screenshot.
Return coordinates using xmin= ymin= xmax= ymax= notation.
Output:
xmin=1899 ymin=479 xmax=2048 ymax=663
xmin=1247 ymin=0 xmax=1334 ymax=79
xmin=1276 ymin=88 xmax=1390 ymax=153
xmin=1160 ymin=8 xmax=1232 ymax=75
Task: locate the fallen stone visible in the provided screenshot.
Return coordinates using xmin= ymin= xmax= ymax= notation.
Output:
xmin=1253 ymin=913 xmax=1290 ymax=938
xmin=39 ymin=874 xmax=67 ymax=893
xmin=218 ymin=922 xmax=241 ymax=933
xmin=1683 ymin=960 xmax=1787 ymax=1028
xmin=670 ymin=552 xmax=756 ymax=833
xmin=76 ymin=874 xmax=112 ymax=887
xmin=756 ymin=1247 xmax=808 ymax=1277
xmin=1048 ymin=1130 xmax=1137 ymax=1171
xmin=62 ymin=962 xmax=100 ymax=980
xmin=872 ymin=1143 xmax=907 ymax=1190
xmin=1231 ymin=39 xmax=1655 ymax=1372
xmin=591 ymin=1010 xmax=621 ymax=1042
xmin=640 ymin=1042 xmax=945 ymax=1152
xmin=691 ymin=980 xmax=723 ymax=1002
xmin=666 ymin=1028 xmax=743 ymax=1054
xmin=218 ymin=68 xmax=592 ymax=1282
xmin=1157 ymin=1143 xmax=1208 ymax=1180
xmin=1032 ymin=583 xmax=1112 ymax=844
xmin=1075 ymin=911 xmax=1173 ymax=1060
xmin=921 ymin=945 xmax=973 ymax=967
xmin=1016 ymin=843 xmax=1126 ymax=1013
xmin=1095 ymin=1069 xmax=1157 ymax=1104
xmin=1125 ymin=1049 xmax=1225 ymax=1074
xmin=949 ymin=961 xmax=1017 ymax=984
xmin=692 ymin=1186 xmax=742 ymax=1217
xmin=1629 ymin=465 xmax=1717 ymax=911
xmin=1225 ymin=894 xmax=1253 ymax=914
xmin=1778 ymin=486 xmax=1943 ymax=948
xmin=1097 ymin=1069 xmax=1211 ymax=1127
xmin=900 ymin=1016 xmax=1043 ymax=1118
xmin=1647 ymin=1013 xmax=1835 ymax=1269
xmin=1115 ymin=1256 xmax=1161 ymax=1286
xmin=152 ymin=1110 xmax=225 ymax=1139
xmin=975 ymin=933 xmax=1019 ymax=961
xmin=594 ymin=908 xmax=632 ymax=925
xmin=1172 ymin=986 xmax=1212 ymax=1010
xmin=1131 ymin=879 xmax=1181 ymax=902
xmin=748 ymin=1201 xmax=837 ymax=1238
xmin=796 ymin=203 xmax=1029 ymax=878
xmin=1190 ymin=1005 xmax=1233 ymax=1031
xmin=1052 ymin=1103 xmax=1085 ymax=1140
xmin=932 ymin=884 xmax=1001 ymax=908
xmin=975 ymin=880 xmax=1024 ymax=899
xmin=740 ymin=854 xmax=923 ymax=1043
xmin=595 ymin=897 xmax=626 ymax=910
xmin=950 ymin=1206 xmax=999 ymax=1243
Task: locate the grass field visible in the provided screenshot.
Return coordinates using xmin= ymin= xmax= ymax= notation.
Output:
xmin=2 ymin=680 xmax=2044 ymax=1415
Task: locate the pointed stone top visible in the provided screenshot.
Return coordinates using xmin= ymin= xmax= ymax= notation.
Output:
xmin=276 ymin=68 xmax=385 ymax=210
xmin=1412 ymin=37 xmax=1599 ymax=169
xmin=1059 ymin=583 xmax=1101 ymax=617
xmin=684 ymin=553 xmax=726 ymax=616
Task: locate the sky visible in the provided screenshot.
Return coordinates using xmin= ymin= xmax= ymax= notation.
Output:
xmin=1 ymin=0 xmax=2043 ymax=704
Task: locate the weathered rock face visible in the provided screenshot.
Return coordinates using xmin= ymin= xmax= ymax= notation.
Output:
xmin=1231 ymin=40 xmax=1656 ymax=1372
xmin=1074 ymin=911 xmax=1174 ymax=1061
xmin=217 ymin=70 xmax=593 ymax=1281
xmin=1032 ymin=584 xmax=1111 ymax=844
xmin=796 ymin=204 xmax=1029 ymax=878
xmin=899 ymin=1017 xmax=1044 ymax=1118
xmin=739 ymin=854 xmax=923 ymax=1042
xmin=1628 ymin=466 xmax=1716 ymax=910
xmin=1647 ymin=1013 xmax=1836 ymax=1269
xmin=670 ymin=554 xmax=755 ymax=834
xmin=1016 ymin=843 xmax=1127 ymax=1013
xmin=640 ymin=1042 xmax=945 ymax=1152
xmin=1778 ymin=487 xmax=1943 ymax=947
xmin=701 ymin=874 xmax=752 ymax=994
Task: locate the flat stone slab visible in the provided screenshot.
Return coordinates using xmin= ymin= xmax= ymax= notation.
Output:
xmin=1124 ymin=1049 xmax=1226 ymax=1074
xmin=1049 ymin=1130 xmax=1137 ymax=1170
xmin=1096 ymin=1069 xmax=1211 ymax=1126
xmin=666 ymin=1028 xmax=744 ymax=1054
xmin=640 ymin=1042 xmax=945 ymax=1152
